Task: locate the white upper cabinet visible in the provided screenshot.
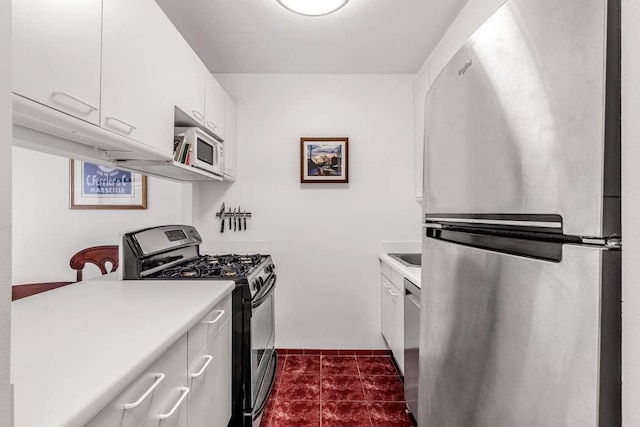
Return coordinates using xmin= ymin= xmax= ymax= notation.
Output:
xmin=101 ymin=0 xmax=176 ymax=156
xmin=205 ymin=74 xmax=225 ymax=141
xmin=223 ymin=92 xmax=236 ymax=180
xmin=174 ymin=33 xmax=207 ymax=125
xmin=12 ymin=0 xmax=102 ymax=125
xmin=11 ymin=0 xmax=236 ymax=181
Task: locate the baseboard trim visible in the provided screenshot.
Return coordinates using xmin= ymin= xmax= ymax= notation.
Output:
xmin=275 ymin=348 xmax=393 ymax=356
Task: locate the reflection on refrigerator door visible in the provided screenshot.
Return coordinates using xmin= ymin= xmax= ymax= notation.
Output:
xmin=419 ymin=235 xmax=619 ymax=426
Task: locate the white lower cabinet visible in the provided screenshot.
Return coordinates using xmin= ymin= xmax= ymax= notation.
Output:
xmin=140 ymin=385 xmax=189 ymax=427
xmin=381 ymin=275 xmax=394 ymax=350
xmin=188 ymin=318 xmax=232 ymax=426
xmin=87 ymin=335 xmax=188 ymax=427
xmin=87 ymin=295 xmax=233 ymax=427
xmin=380 ymin=272 xmax=404 ymax=374
xmin=390 ymin=280 xmax=404 ymax=374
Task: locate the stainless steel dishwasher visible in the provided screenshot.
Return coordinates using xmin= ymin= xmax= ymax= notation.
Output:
xmin=404 ymin=278 xmax=420 ymax=421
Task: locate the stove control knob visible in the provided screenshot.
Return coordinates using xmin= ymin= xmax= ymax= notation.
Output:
xmin=270 ymin=264 xmax=276 ymax=271
xmin=253 ymin=279 xmax=261 ymax=291
xmin=265 ymin=265 xmax=272 ymax=273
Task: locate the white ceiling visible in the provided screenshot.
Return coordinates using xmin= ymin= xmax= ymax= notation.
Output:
xmin=155 ymin=0 xmax=469 ymax=74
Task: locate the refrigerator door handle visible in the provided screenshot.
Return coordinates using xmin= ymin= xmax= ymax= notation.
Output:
xmin=425 ymin=217 xmax=563 ymax=229
xmin=581 ymin=236 xmax=622 ymax=250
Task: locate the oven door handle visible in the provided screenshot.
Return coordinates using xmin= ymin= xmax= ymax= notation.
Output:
xmin=252 ymin=274 xmax=277 ymax=309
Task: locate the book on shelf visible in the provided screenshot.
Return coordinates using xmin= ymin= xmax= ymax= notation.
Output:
xmin=173 ymin=136 xmax=185 ymax=162
xmin=180 ymin=142 xmax=191 ymax=164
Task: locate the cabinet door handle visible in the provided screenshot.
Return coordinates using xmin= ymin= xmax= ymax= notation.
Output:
xmin=204 ymin=310 xmax=225 ymax=324
xmin=189 ymin=355 xmax=213 ymax=378
xmin=123 ymin=373 xmax=165 ymax=409
xmin=383 ymin=282 xmax=391 ymax=289
xmin=156 ymin=387 xmax=189 ymax=420
xmin=105 ymin=116 xmax=137 ymax=134
xmin=192 ymin=110 xmax=205 ymax=122
xmin=206 ymin=120 xmax=217 ymax=130
xmin=51 ymin=91 xmax=98 ymax=113
xmin=389 ymin=289 xmax=400 ymax=297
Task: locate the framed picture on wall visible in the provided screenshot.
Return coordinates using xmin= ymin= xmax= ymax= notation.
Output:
xmin=300 ymin=137 xmax=349 ymax=183
xmin=69 ymin=160 xmax=147 ymax=209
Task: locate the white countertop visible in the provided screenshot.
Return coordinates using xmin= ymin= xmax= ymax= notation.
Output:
xmin=379 ymin=252 xmax=422 ymax=287
xmin=11 ymin=279 xmax=235 ymax=427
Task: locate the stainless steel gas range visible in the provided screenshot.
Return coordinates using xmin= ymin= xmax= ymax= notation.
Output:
xmin=121 ymin=225 xmax=277 ymax=427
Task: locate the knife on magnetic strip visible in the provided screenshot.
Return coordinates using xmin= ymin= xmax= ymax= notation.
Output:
xmin=218 ymin=203 xmax=226 ymax=233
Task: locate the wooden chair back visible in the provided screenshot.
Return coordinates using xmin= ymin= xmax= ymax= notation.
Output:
xmin=69 ymin=245 xmax=119 ymax=282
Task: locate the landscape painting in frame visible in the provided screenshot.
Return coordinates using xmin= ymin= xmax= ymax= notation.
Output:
xmin=300 ymin=137 xmax=349 ymax=183
xmin=70 ymin=160 xmax=147 ymax=209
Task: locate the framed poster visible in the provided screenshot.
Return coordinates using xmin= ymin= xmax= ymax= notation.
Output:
xmin=70 ymin=160 xmax=147 ymax=209
xmin=300 ymin=137 xmax=349 ymax=183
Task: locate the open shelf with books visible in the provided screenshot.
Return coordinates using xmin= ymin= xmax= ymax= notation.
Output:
xmin=112 ymin=125 xmax=224 ymax=182
xmin=173 ymin=134 xmax=192 ymax=166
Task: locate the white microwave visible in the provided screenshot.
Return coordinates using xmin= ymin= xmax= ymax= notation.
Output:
xmin=174 ymin=127 xmax=224 ymax=176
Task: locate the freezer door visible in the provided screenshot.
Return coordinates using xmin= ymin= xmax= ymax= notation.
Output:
xmin=419 ymin=236 xmax=620 ymax=426
xmin=423 ymin=0 xmax=620 ymax=237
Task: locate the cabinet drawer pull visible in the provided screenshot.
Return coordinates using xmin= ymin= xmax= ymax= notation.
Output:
xmin=51 ymin=91 xmax=98 ymax=113
xmin=156 ymin=387 xmax=189 ymax=420
xmin=123 ymin=373 xmax=165 ymax=409
xmin=383 ymin=282 xmax=391 ymax=289
xmin=189 ymin=355 xmax=213 ymax=378
xmin=204 ymin=310 xmax=225 ymax=324
xmin=389 ymin=289 xmax=400 ymax=297
xmin=192 ymin=110 xmax=205 ymax=122
xmin=206 ymin=120 xmax=217 ymax=130
xmin=105 ymin=116 xmax=137 ymax=134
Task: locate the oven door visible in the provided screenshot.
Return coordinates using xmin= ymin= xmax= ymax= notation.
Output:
xmin=250 ymin=274 xmax=276 ymax=412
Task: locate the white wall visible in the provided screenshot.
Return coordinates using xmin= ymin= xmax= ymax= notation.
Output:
xmin=11 ymin=147 xmax=185 ymax=283
xmin=413 ymin=0 xmax=507 ymax=201
xmin=0 ymin=0 xmax=12 ymax=422
xmin=194 ymin=74 xmax=420 ymax=349
xmin=622 ymin=0 xmax=640 ymax=424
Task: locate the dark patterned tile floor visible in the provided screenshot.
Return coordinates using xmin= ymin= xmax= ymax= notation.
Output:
xmin=261 ymin=353 xmax=414 ymax=427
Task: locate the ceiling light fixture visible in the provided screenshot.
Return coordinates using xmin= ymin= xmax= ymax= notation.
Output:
xmin=276 ymin=0 xmax=349 ymax=16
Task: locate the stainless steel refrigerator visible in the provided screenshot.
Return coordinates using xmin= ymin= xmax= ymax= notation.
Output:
xmin=419 ymin=0 xmax=621 ymax=425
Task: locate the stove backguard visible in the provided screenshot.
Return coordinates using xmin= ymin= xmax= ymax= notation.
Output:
xmin=121 ymin=225 xmax=202 ymax=280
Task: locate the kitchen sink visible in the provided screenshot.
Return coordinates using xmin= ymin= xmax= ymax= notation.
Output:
xmin=388 ymin=253 xmax=421 ymax=267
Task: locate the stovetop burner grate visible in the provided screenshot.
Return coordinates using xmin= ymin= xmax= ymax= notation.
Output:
xmin=153 ymin=254 xmax=265 ymax=279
